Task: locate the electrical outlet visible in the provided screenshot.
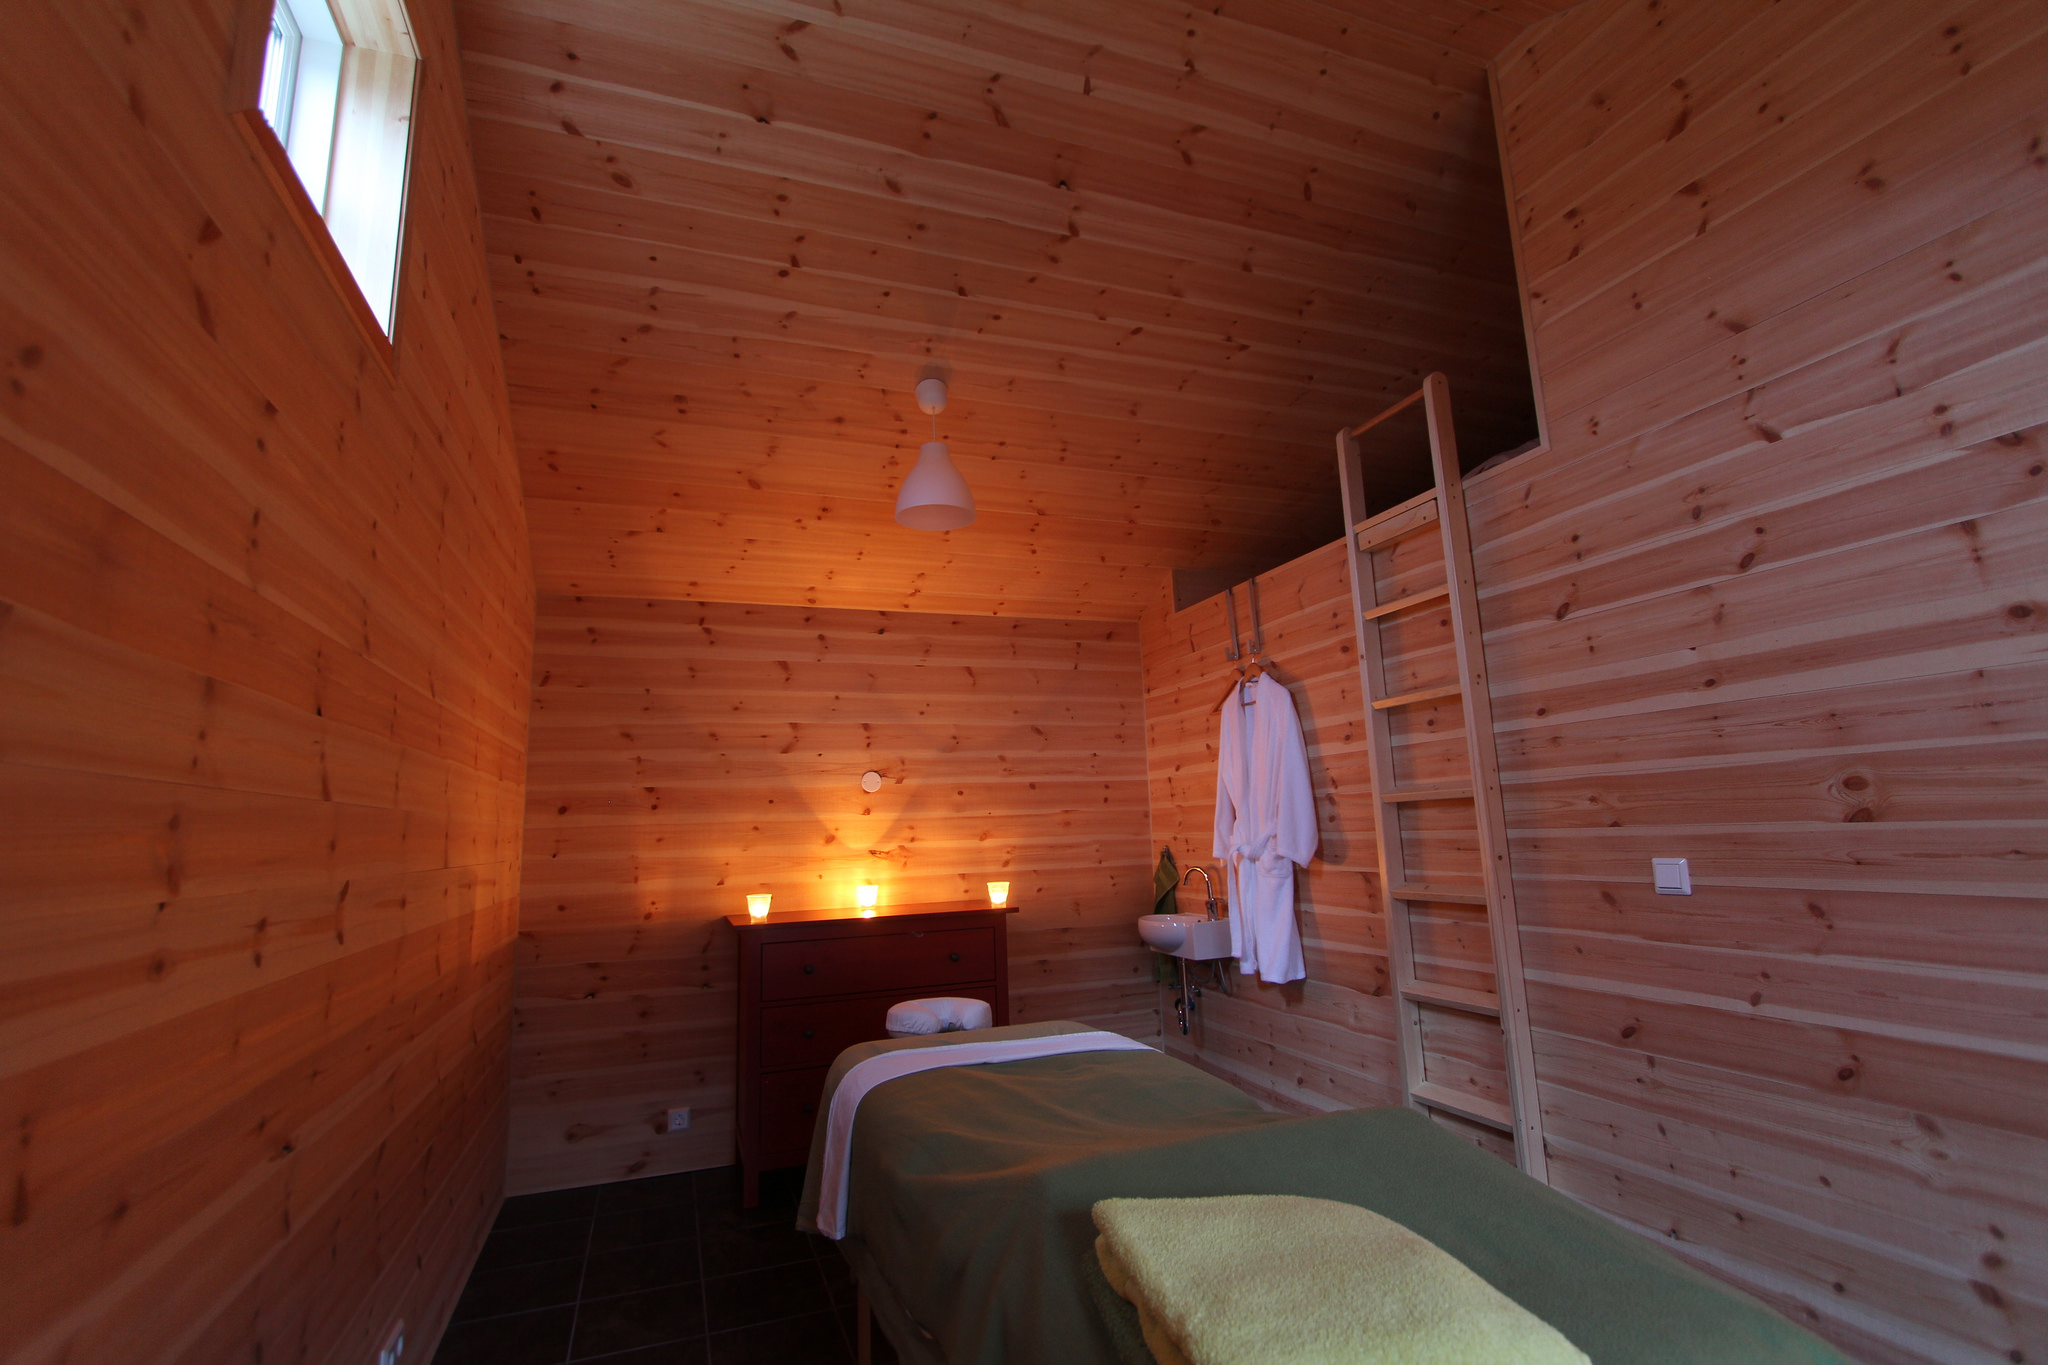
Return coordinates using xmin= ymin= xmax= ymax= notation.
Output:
xmin=375 ymin=1320 xmax=405 ymax=1365
xmin=665 ymin=1106 xmax=690 ymax=1133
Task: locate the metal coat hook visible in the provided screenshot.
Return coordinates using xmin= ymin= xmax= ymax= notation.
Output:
xmin=1245 ymin=575 xmax=1265 ymax=657
xmin=1213 ymin=576 xmax=1280 ymax=714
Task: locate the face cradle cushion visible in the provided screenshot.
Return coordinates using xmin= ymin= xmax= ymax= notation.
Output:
xmin=886 ymin=997 xmax=995 ymax=1037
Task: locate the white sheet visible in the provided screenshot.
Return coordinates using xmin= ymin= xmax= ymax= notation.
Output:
xmin=813 ymin=1030 xmax=1154 ymax=1238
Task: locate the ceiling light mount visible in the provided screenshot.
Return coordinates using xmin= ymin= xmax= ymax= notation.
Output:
xmin=895 ymin=379 xmax=976 ymax=531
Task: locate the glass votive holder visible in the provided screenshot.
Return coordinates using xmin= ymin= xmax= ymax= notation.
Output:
xmin=856 ymin=884 xmax=879 ymax=916
xmin=746 ymin=893 xmax=771 ymax=920
xmin=987 ymin=881 xmax=1010 ymax=908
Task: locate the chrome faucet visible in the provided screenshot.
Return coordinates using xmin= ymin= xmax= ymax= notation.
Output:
xmin=1171 ymin=867 xmax=1230 ymax=1027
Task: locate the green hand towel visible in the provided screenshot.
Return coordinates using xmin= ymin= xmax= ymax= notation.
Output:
xmin=1150 ymin=847 xmax=1180 ymax=983
xmin=1151 ymin=846 xmax=1180 ymax=916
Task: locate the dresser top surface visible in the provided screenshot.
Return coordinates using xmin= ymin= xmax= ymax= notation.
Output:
xmin=724 ymin=901 xmax=1019 ymax=931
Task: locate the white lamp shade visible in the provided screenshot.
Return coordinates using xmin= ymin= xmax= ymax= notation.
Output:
xmin=894 ymin=441 xmax=976 ymax=530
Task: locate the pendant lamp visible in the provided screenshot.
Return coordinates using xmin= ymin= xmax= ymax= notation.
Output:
xmin=894 ymin=378 xmax=976 ymax=530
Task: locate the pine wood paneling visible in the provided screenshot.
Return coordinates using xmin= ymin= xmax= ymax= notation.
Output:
xmin=1476 ymin=5 xmax=2048 ymax=1360
xmin=0 ymin=2 xmax=531 ymax=1362
xmin=1134 ymin=9 xmax=2046 ymax=1358
xmin=512 ymin=594 xmax=1154 ymax=1193
xmin=454 ymin=0 xmax=1558 ymax=619
xmin=1139 ymin=543 xmax=1416 ymax=1122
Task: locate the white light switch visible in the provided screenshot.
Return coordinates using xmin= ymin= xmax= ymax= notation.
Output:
xmin=1652 ymin=858 xmax=1691 ymax=895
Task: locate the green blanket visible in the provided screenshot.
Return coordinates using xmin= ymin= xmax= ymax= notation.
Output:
xmin=798 ymin=1026 xmax=1846 ymax=1365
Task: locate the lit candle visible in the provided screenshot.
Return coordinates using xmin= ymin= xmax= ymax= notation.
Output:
xmin=745 ymin=893 xmax=772 ymax=920
xmin=856 ymin=884 xmax=879 ymax=916
xmin=986 ymin=881 xmax=1010 ymax=909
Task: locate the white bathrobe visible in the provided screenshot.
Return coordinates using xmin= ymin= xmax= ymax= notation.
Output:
xmin=1213 ymin=674 xmax=1317 ymax=984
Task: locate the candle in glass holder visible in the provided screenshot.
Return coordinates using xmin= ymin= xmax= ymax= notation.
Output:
xmin=745 ymin=893 xmax=772 ymax=920
xmin=856 ymin=884 xmax=879 ymax=916
xmin=986 ymin=881 xmax=1010 ymax=909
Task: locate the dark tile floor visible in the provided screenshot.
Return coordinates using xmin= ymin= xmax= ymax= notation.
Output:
xmin=433 ymin=1166 xmax=900 ymax=1365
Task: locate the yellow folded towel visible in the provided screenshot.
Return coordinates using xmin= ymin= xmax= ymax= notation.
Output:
xmin=1093 ymin=1195 xmax=1591 ymax=1365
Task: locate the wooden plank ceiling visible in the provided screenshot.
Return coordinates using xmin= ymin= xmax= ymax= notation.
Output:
xmin=456 ymin=0 xmax=1555 ymax=619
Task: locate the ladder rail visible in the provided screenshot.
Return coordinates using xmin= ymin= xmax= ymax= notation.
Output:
xmin=1418 ymin=375 xmax=1549 ymax=1180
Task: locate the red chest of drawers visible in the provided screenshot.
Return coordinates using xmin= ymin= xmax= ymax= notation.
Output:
xmin=728 ymin=903 xmax=1012 ymax=1205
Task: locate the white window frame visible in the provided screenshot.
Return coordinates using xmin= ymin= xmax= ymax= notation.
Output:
xmin=232 ymin=0 xmax=420 ymax=345
xmin=256 ymin=1 xmax=300 ymax=147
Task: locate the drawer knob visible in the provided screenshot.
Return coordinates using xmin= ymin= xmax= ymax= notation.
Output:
xmin=802 ymin=1104 xmax=815 ymax=1115
xmin=802 ymin=1028 xmax=815 ymax=1039
xmin=949 ymin=952 xmax=961 ymax=963
xmin=802 ymin=964 xmax=816 ymax=975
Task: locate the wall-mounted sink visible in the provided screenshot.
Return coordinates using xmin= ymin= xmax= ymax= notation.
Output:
xmin=1138 ymin=913 xmax=1233 ymax=960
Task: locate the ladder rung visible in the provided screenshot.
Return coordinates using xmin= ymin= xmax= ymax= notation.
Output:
xmin=1373 ymin=683 xmax=1461 ymax=711
xmin=1343 ymin=387 xmax=1428 ymax=440
xmin=1390 ymin=882 xmax=1489 ymax=905
xmin=1411 ymin=1080 xmax=1515 ymax=1131
xmin=1382 ymin=782 xmax=1472 ymax=804
xmin=1351 ymin=484 xmax=1437 ymax=527
xmin=1401 ymin=981 xmax=1501 ymax=1017
xmin=1354 ymin=497 xmax=1440 ymax=553
xmin=1361 ymin=585 xmax=1450 ymax=621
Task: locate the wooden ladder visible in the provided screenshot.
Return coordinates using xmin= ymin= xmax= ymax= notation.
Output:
xmin=1334 ymin=373 xmax=1547 ymax=1180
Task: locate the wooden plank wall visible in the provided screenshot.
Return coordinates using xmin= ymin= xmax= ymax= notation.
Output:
xmin=0 ymin=2 xmax=532 ymax=1363
xmin=1474 ymin=4 xmax=2048 ymax=1361
xmin=512 ymin=595 xmax=1155 ymax=1193
xmin=1138 ymin=546 xmax=1415 ymax=1123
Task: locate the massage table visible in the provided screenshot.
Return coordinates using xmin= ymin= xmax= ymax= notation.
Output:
xmin=796 ymin=1022 xmax=1848 ymax=1365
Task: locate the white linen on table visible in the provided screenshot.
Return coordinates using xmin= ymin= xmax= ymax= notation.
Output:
xmin=813 ymin=1030 xmax=1153 ymax=1238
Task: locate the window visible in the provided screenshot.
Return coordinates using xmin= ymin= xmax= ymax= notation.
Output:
xmin=241 ymin=0 xmax=419 ymax=337
xmin=259 ymin=1 xmax=344 ymax=206
xmin=256 ymin=4 xmax=300 ymax=147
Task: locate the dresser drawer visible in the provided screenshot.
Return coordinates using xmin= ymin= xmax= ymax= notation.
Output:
xmin=760 ymin=927 xmax=995 ymax=1002
xmin=760 ymin=1066 xmax=829 ymax=1160
xmin=760 ymin=985 xmax=1001 ymax=1070
xmin=761 ymin=997 xmax=892 ymax=1071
